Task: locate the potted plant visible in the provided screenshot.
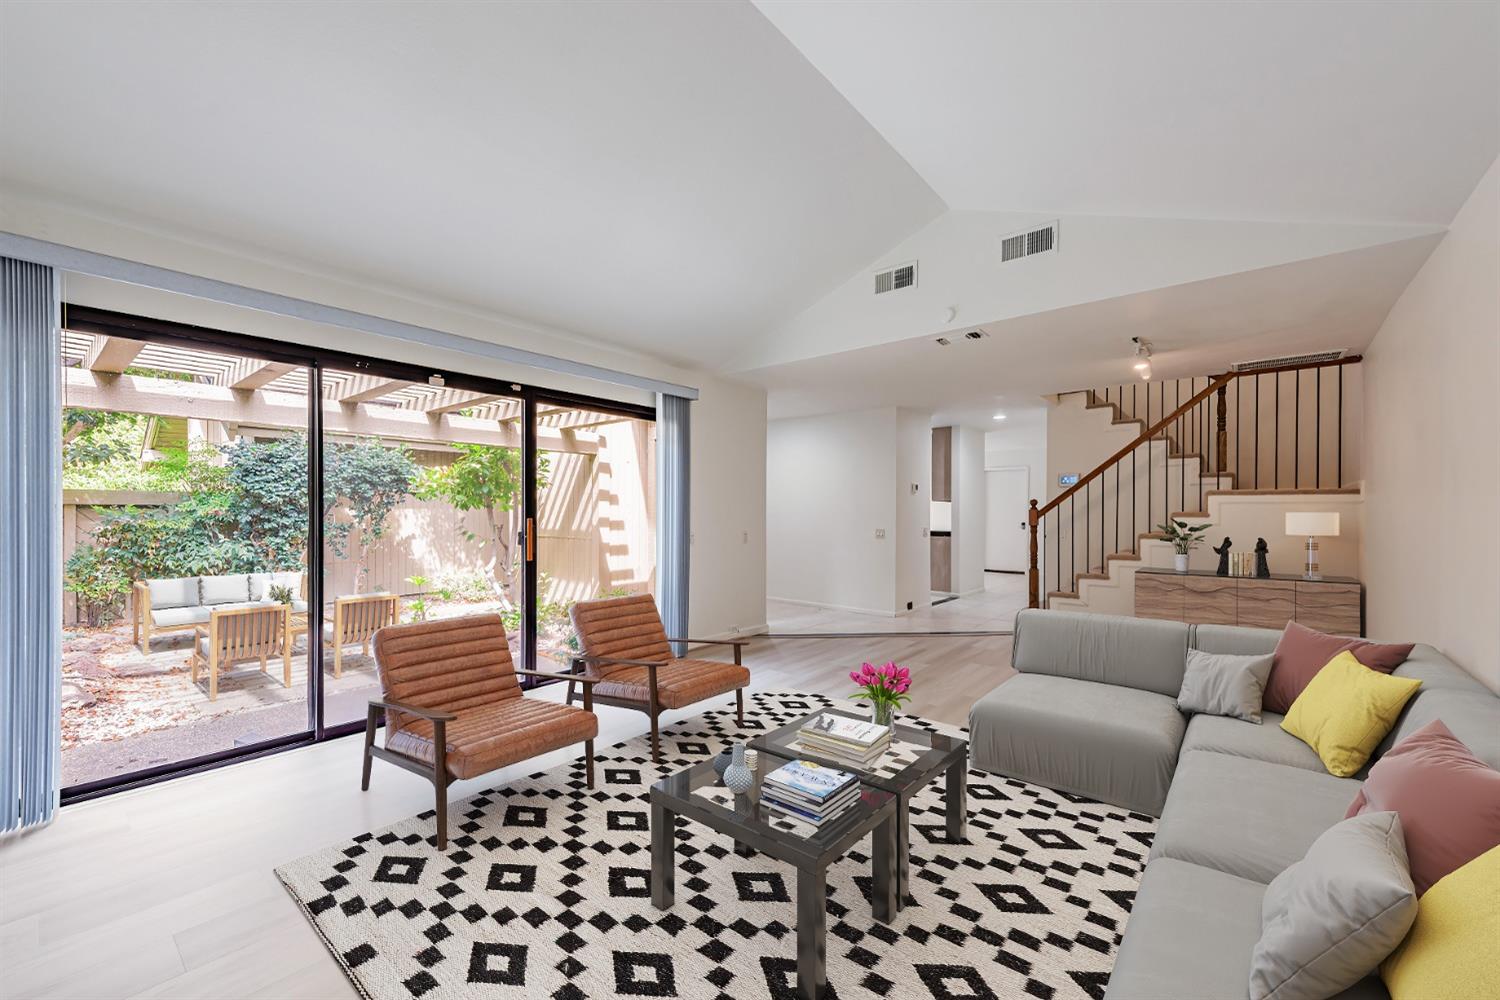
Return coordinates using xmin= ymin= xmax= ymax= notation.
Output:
xmin=1158 ymin=519 xmax=1213 ymax=572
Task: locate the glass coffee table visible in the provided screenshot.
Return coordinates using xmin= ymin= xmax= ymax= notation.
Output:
xmin=650 ymin=747 xmax=898 ymax=1000
xmin=751 ymin=706 xmax=969 ymax=909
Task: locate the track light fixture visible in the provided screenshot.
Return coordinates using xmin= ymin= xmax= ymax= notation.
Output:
xmin=1132 ymin=337 xmax=1153 ymax=380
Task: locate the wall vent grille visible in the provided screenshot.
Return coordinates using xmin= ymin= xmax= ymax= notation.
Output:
xmin=1000 ymin=222 xmax=1059 ymax=263
xmin=874 ymin=261 xmax=917 ymax=295
xmin=1231 ymin=349 xmax=1346 ymax=373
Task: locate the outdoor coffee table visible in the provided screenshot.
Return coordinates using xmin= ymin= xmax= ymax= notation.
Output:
xmin=650 ymin=748 xmax=898 ymax=1000
xmin=751 ymin=706 xmax=968 ymax=909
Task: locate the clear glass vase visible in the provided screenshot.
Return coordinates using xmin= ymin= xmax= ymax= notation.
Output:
xmin=871 ymin=701 xmax=896 ymax=729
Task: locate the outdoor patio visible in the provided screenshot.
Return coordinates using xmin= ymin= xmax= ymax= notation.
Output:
xmin=59 ymin=327 xmax=656 ymax=788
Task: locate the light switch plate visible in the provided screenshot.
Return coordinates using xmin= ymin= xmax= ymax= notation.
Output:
xmin=874 ymin=528 xmax=886 ymax=539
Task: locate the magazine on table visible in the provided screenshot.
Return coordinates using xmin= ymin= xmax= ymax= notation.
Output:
xmin=762 ymin=759 xmax=857 ymax=801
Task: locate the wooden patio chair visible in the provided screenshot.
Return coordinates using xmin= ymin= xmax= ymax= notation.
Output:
xmin=326 ymin=592 xmax=399 ymax=677
xmin=567 ymin=593 xmax=750 ymax=762
xmin=364 ymin=614 xmax=599 ymax=849
xmin=191 ymin=604 xmax=292 ymax=701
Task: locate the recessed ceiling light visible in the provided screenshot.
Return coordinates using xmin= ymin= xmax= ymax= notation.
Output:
xmin=993 ymin=413 xmax=1007 ymax=421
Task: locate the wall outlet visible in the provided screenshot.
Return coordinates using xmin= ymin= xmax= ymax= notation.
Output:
xmin=874 ymin=528 xmax=886 ymax=539
xmin=907 ymin=601 xmax=913 ymax=611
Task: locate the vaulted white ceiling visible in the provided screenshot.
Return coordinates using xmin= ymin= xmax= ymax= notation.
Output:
xmin=0 ymin=1 xmax=942 ymax=370
xmin=755 ymin=0 xmax=1500 ymax=225
xmin=1 ymin=0 xmax=1495 ymax=397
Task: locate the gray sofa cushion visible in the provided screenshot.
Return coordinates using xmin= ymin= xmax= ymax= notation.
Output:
xmin=1178 ymin=650 xmax=1274 ymax=723
xmin=1250 ymin=812 xmax=1415 ymax=1000
xmin=1182 ymin=712 xmax=1328 ymax=773
xmin=148 ymin=606 xmax=211 ymax=628
xmin=200 ymin=574 xmax=252 ymax=606
xmin=1389 ymin=644 xmax=1488 ymax=693
xmin=1106 ymin=858 xmax=1389 ymax=1000
xmin=1380 ymin=687 xmax=1500 ymax=768
xmin=969 ymin=673 xmax=1186 ymax=816
xmin=1013 ymin=609 xmax=1189 ymax=697
xmin=1193 ymin=622 xmax=1281 ymax=657
xmin=1150 ymin=751 xmax=1361 ymax=883
xmin=146 ymin=576 xmax=199 ymax=610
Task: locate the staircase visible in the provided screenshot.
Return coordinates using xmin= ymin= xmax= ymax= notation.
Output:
xmin=1028 ymin=356 xmax=1363 ymax=612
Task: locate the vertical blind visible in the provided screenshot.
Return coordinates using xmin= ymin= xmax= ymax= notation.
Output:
xmin=0 ymin=257 xmax=61 ymax=834
xmin=656 ymin=393 xmax=690 ymax=655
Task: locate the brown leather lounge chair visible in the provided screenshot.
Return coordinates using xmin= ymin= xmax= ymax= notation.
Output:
xmin=567 ymin=593 xmax=750 ymax=762
xmin=362 ymin=614 xmax=598 ymax=849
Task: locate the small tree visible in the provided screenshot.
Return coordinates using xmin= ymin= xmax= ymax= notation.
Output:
xmin=413 ymin=444 xmax=546 ymax=609
xmin=64 ymin=545 xmax=131 ymax=626
xmin=324 ymin=439 xmax=417 ymax=591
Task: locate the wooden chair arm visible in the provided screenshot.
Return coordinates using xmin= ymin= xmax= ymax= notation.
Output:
xmin=666 ymin=637 xmax=749 ymax=648
xmin=369 ymin=698 xmax=456 ymax=723
xmin=515 ymin=669 xmax=598 ymax=686
xmin=572 ymin=654 xmax=666 ymax=669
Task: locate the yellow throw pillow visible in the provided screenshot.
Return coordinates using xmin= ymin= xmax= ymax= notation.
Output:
xmin=1281 ymin=651 xmax=1421 ymax=777
xmin=1382 ymin=845 xmax=1500 ymax=999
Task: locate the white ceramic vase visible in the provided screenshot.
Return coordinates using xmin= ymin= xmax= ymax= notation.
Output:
xmin=1174 ymin=553 xmax=1189 ymax=573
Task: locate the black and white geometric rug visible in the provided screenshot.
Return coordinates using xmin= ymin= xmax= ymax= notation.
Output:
xmin=276 ymin=692 xmax=1155 ymax=1000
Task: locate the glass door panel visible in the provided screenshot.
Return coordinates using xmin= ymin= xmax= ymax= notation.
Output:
xmin=532 ymin=402 xmax=657 ymax=673
xmin=317 ymin=369 xmax=528 ymax=727
xmin=59 ymin=320 xmax=312 ymax=790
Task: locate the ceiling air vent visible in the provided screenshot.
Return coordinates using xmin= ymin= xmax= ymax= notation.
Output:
xmin=1231 ymin=349 xmax=1346 ymax=373
xmin=874 ymin=261 xmax=917 ymax=295
xmin=1001 ymin=222 xmax=1059 ymax=263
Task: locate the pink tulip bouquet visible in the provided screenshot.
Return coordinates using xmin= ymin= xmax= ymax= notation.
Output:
xmin=848 ymin=661 xmax=911 ymax=728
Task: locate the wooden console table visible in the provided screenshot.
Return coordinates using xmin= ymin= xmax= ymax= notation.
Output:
xmin=1135 ymin=567 xmax=1362 ymax=635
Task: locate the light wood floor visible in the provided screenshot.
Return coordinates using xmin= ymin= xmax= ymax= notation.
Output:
xmin=1 ymin=588 xmax=1019 ymax=1000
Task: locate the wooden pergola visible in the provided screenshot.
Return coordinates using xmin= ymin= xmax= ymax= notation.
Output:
xmin=62 ymin=331 xmax=634 ymax=455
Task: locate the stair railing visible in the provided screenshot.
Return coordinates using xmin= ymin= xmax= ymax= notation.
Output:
xmin=1027 ymin=355 xmax=1362 ymax=609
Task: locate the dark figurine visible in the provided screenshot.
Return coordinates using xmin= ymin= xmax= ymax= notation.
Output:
xmin=1255 ymin=538 xmax=1271 ymax=578
xmin=1213 ymin=537 xmax=1233 ymax=576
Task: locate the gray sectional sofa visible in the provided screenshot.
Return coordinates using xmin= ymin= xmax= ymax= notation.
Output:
xmin=968 ymin=609 xmax=1500 ymax=1000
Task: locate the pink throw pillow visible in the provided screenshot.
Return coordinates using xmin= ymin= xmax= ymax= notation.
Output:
xmin=1346 ymin=719 xmax=1500 ymax=895
xmin=1264 ymin=621 xmax=1414 ymax=714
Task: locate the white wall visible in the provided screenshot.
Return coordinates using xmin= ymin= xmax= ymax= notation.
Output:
xmin=950 ymin=426 xmax=987 ymax=594
xmin=895 ymin=410 xmax=933 ymax=613
xmin=766 ymin=406 xmax=932 ymax=616
xmin=767 ymin=409 xmax=898 ymax=614
xmin=1363 ymin=157 xmax=1500 ymax=692
xmin=2 ymin=196 xmax=769 ymax=640
xmin=986 ymin=415 xmax=1048 ymax=496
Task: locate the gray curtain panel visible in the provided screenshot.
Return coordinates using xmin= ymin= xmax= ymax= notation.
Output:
xmin=656 ymin=393 xmax=690 ymax=656
xmin=1 ymin=257 xmax=62 ymax=833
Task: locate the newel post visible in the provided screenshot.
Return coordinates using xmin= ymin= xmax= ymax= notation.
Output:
xmin=1027 ymin=499 xmax=1040 ymax=609
xmin=1215 ymin=383 xmax=1229 ymax=475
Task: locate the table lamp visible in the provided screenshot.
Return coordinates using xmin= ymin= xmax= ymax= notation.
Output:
xmin=1285 ymin=512 xmax=1340 ymax=580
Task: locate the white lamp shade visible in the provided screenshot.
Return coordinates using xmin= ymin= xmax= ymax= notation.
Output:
xmin=1285 ymin=512 xmax=1340 ymax=537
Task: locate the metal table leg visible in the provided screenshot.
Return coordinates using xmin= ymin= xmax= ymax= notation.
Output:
xmin=945 ymin=754 xmax=968 ymax=842
xmin=895 ymin=794 xmax=911 ymax=908
xmin=870 ymin=814 xmax=897 ymax=924
xmin=650 ymin=798 xmax=675 ymax=909
xmin=795 ymin=866 xmax=827 ymax=1000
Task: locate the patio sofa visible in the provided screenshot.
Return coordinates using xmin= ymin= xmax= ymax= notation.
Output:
xmin=134 ymin=571 xmax=306 ymax=652
xmin=968 ymin=609 xmax=1500 ymax=1000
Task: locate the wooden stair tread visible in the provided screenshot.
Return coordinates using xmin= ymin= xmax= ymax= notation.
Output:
xmin=1106 ymin=551 xmax=1141 ymax=563
xmin=1204 ymin=487 xmax=1359 ymax=497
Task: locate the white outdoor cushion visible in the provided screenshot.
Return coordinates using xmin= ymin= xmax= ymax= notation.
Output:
xmin=147 ymin=577 xmax=200 ymax=610
xmin=200 ymin=575 xmax=252 ymax=605
xmin=251 ymin=571 xmax=303 ymax=601
xmin=149 ymin=606 xmax=211 ymax=627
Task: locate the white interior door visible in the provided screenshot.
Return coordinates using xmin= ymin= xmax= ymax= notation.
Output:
xmin=986 ymin=468 xmax=1030 ymax=572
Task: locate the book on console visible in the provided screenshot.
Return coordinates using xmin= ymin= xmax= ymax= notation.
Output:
xmin=800 ymin=714 xmax=891 ymax=749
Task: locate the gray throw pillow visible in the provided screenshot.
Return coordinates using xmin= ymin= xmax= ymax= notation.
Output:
xmin=1249 ymin=811 xmax=1417 ymax=1000
xmin=1176 ymin=649 xmax=1274 ymax=723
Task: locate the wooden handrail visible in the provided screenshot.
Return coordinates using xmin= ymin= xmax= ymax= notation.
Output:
xmin=1027 ymin=354 xmax=1363 ymax=608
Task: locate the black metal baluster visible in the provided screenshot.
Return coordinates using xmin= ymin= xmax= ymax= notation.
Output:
xmin=1274 ymin=372 xmax=1280 ymax=489
xmin=1294 ymin=368 xmax=1300 ymax=489
xmin=1115 ymin=461 xmax=1120 ymax=558
xmin=1315 ymin=367 xmax=1321 ymax=489
xmin=1255 ymin=374 xmax=1261 ymax=489
xmin=1070 ymin=496 xmax=1076 ymax=593
xmin=1085 ymin=480 xmax=1090 ymax=584
xmin=1337 ymin=365 xmax=1343 ymax=488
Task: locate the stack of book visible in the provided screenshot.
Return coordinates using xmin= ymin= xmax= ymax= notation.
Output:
xmin=760 ymin=760 xmax=860 ymax=827
xmin=795 ymin=713 xmax=892 ymax=769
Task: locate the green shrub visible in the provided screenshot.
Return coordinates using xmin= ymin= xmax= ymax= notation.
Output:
xmin=64 ymin=546 xmax=131 ymax=627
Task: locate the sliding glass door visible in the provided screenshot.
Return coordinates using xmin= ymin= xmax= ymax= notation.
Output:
xmin=58 ymin=305 xmax=657 ymax=800
xmin=317 ymin=366 xmax=528 ymax=728
xmin=530 ymin=399 xmax=657 ymax=673
xmin=59 ymin=312 xmax=315 ymax=792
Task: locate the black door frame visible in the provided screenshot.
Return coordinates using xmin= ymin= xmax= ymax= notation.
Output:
xmin=58 ymin=305 xmax=654 ymax=803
